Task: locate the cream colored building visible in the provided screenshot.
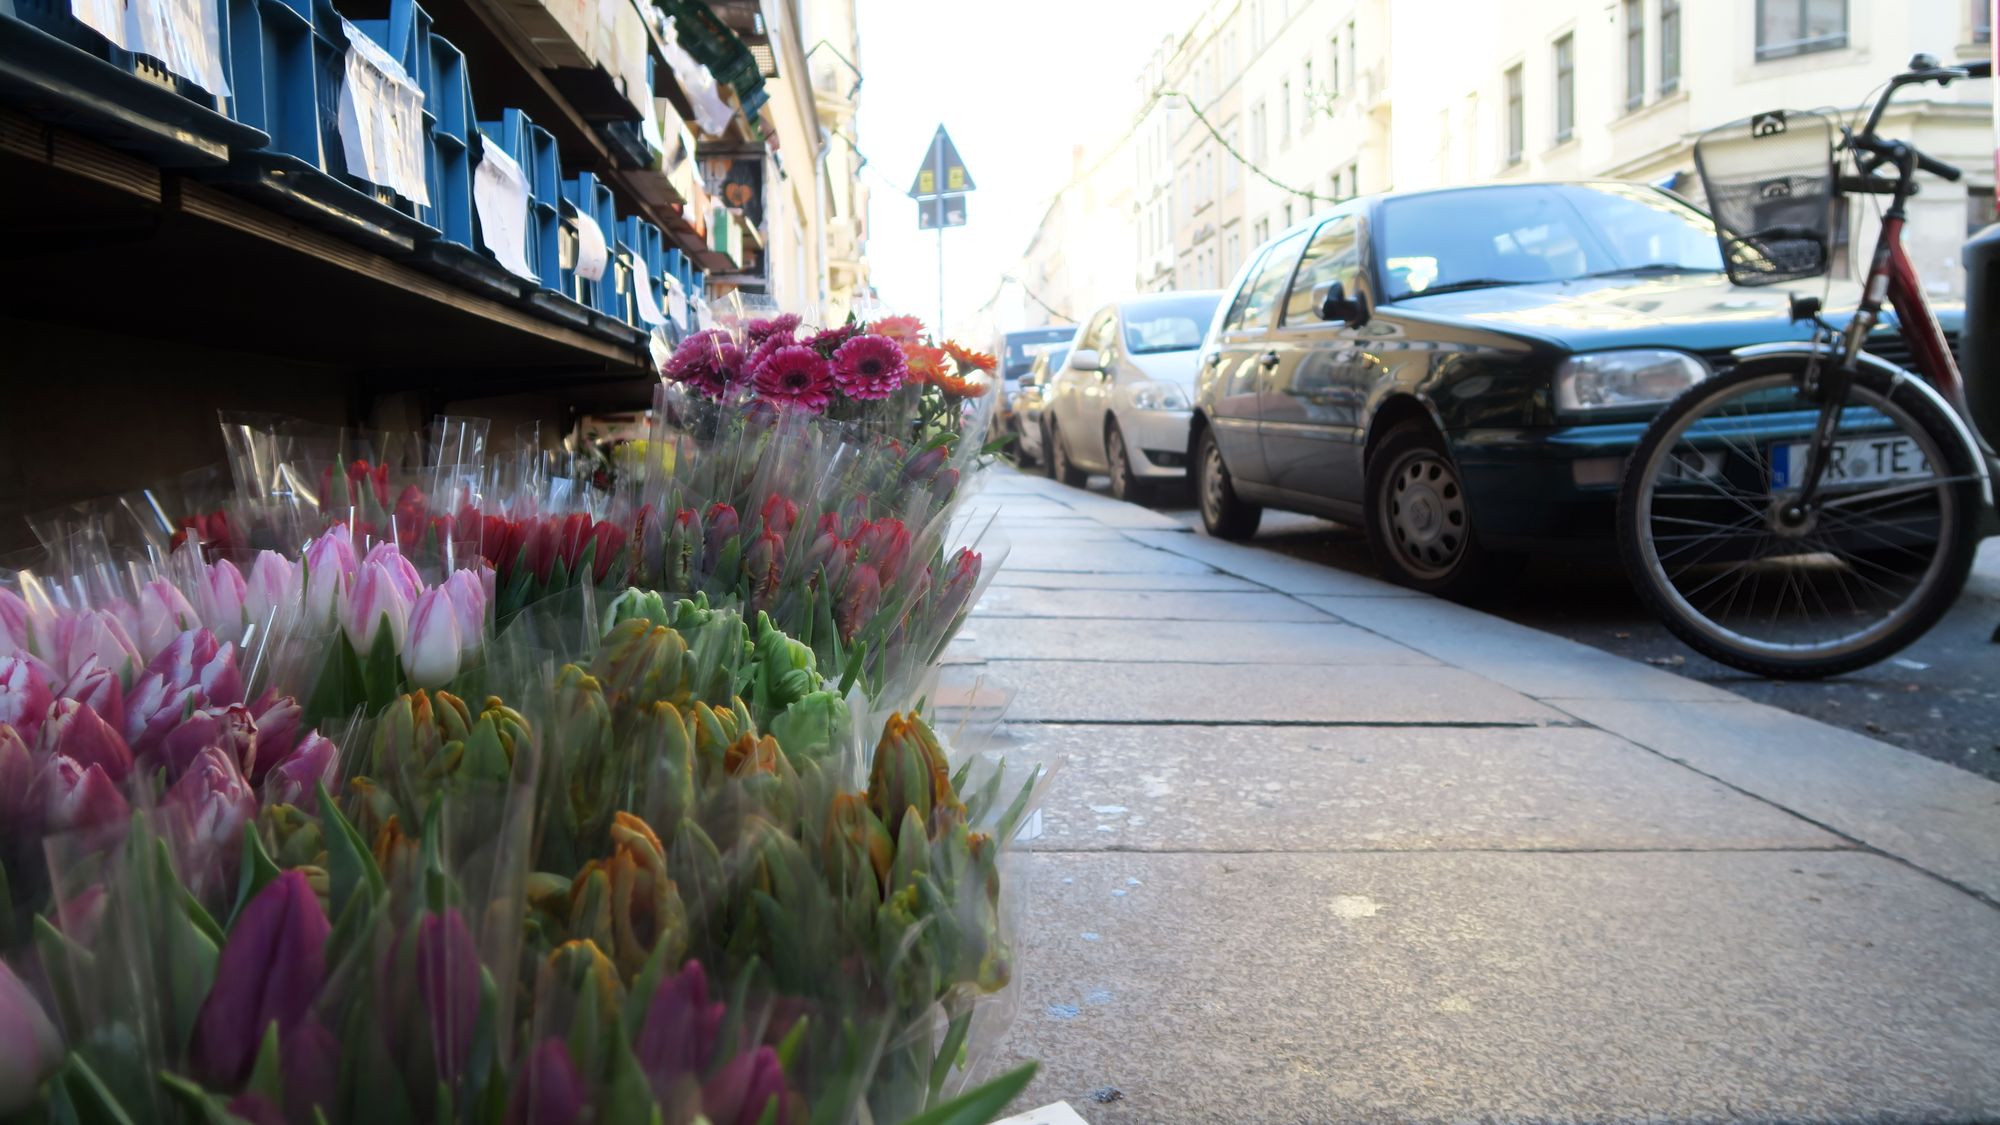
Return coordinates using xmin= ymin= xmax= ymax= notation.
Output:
xmin=806 ymin=0 xmax=871 ymax=320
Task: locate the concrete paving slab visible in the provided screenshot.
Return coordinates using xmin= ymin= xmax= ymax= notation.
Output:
xmin=1555 ymin=698 xmax=2000 ymax=902
xmin=990 ymin=571 xmax=1263 ymax=593
xmin=1304 ymin=595 xmax=1743 ymax=704
xmin=998 ymin=542 xmax=1222 ymax=575
xmin=947 ymin=618 xmax=1435 ymax=666
xmin=982 ymin=850 xmax=2000 ymax=1123
xmin=982 ymin=661 xmax=1568 ymax=725
xmin=1119 ymin=530 xmax=1421 ymax=596
xmin=1009 ymin=724 xmax=1841 ymax=852
xmin=973 ymin=588 xmax=1338 ymax=623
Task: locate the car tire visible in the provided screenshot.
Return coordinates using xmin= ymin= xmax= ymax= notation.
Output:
xmin=1039 ymin=419 xmax=1059 ymax=479
xmin=1363 ymin=421 xmax=1517 ymax=599
xmin=1194 ymin=425 xmax=1261 ymax=540
xmin=1048 ymin=419 xmax=1089 ymax=488
xmin=1105 ymin=421 xmax=1152 ymax=505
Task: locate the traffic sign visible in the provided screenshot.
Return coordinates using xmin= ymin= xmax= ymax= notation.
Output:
xmin=909 ymin=125 xmax=975 ymax=198
xmin=917 ymin=194 xmax=967 ymax=230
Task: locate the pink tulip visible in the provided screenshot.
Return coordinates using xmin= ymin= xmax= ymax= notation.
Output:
xmin=243 ymin=551 xmax=299 ymax=627
xmin=123 ymin=675 xmax=202 ymax=761
xmin=442 ymin=570 xmax=487 ymax=656
xmin=302 ymin=527 xmax=359 ymax=623
xmin=159 ymin=703 xmax=258 ymax=780
xmin=135 ymin=579 xmax=202 ymax=661
xmin=197 ymin=559 xmax=249 ymax=639
xmin=43 ymin=610 xmax=141 ymax=688
xmin=60 ymin=656 xmax=124 ymax=733
xmin=0 ymin=725 xmax=35 ymax=834
xmin=36 ymin=754 xmax=128 ymax=839
xmin=263 ymin=731 xmax=338 ymax=810
xmin=144 ymin=629 xmax=242 ymax=706
xmin=38 ymin=698 xmax=133 ymax=782
xmin=249 ymin=695 xmax=302 ymax=785
xmin=55 ymin=884 xmax=107 ymax=947
xmin=361 ymin=542 xmax=425 ymax=603
xmin=164 ymin=744 xmax=256 ymax=868
xmin=0 ymin=655 xmax=54 ymax=741
xmin=0 ymin=961 xmax=62 ymax=1114
xmin=340 ymin=560 xmax=411 ymax=654
xmin=401 ymin=588 xmax=462 ymax=689
xmin=0 ymin=588 xmax=28 ymax=658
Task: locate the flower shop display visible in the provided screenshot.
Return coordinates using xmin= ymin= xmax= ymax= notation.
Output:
xmin=0 ymin=311 xmax=1044 ymax=1125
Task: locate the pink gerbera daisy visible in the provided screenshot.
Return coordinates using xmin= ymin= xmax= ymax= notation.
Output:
xmin=745 ymin=313 xmax=802 ymax=346
xmin=831 ymin=334 xmax=908 ymax=400
xmin=663 ymin=329 xmax=744 ymax=395
xmin=753 ymin=345 xmax=835 ymax=411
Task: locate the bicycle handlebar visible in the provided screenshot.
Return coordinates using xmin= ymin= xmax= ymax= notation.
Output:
xmin=1916 ymin=149 xmax=1962 ymax=182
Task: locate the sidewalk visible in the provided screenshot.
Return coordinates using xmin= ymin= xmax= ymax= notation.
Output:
xmin=951 ymin=469 xmax=2000 ymax=1124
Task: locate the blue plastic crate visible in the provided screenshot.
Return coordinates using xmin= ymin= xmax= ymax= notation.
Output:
xmin=347 ymin=0 xmax=428 ymax=115
xmin=560 ymin=172 xmax=619 ymax=317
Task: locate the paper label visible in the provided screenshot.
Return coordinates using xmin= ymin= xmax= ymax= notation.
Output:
xmin=573 ymin=212 xmax=609 ymax=282
xmin=70 ymin=0 xmax=130 ymax=48
xmin=75 ymin=0 xmax=229 ymax=93
xmin=649 ymin=327 xmax=673 ymax=370
xmin=665 ymin=275 xmax=689 ymax=330
xmin=694 ymin=296 xmax=714 ymax=331
xmin=473 ymin=142 xmax=536 ymax=281
xmin=338 ymin=22 xmax=430 ymax=206
xmin=630 ymin=256 xmax=665 ymax=326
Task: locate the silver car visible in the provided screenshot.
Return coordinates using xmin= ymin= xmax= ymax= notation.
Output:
xmin=1042 ymin=291 xmax=1223 ymax=502
xmin=1014 ymin=346 xmax=1067 ymax=467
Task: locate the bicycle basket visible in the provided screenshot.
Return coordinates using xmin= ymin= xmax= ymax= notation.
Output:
xmin=1693 ymin=110 xmax=1837 ymax=287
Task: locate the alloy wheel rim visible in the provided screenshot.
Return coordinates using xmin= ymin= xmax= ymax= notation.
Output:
xmin=1110 ymin=430 xmax=1129 ymax=496
xmin=1202 ymin=440 xmax=1226 ymax=521
xmin=1382 ymin=450 xmax=1468 ymax=579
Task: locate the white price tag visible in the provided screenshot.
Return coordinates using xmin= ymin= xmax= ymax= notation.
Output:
xmin=665 ymin=275 xmax=689 ymax=330
xmin=338 ymin=22 xmax=430 ymax=206
xmin=573 ymin=212 xmax=609 ymax=282
xmin=74 ymin=0 xmax=228 ymax=93
xmin=473 ymin=142 xmax=536 ymax=281
xmin=630 ymin=256 xmax=665 ymax=326
xmin=649 ymin=327 xmax=673 ymax=370
xmin=694 ymin=296 xmax=714 ymax=331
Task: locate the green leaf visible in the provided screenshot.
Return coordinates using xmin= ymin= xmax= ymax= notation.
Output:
xmin=318 ymin=780 xmax=384 ymax=916
xmin=897 ymin=1062 xmax=1037 ymax=1125
xmin=156 ymin=1072 xmax=238 ymax=1125
xmin=229 ymin=822 xmax=283 ymax=931
xmin=773 ymin=1014 xmax=809 ymax=1072
xmin=996 ymin=769 xmax=1041 ymax=844
xmin=32 ymin=916 xmax=88 ymax=1032
xmin=246 ymin=1021 xmax=285 ymax=1104
xmin=51 ymin=1053 xmax=139 ymax=1125
xmin=303 ymin=635 xmax=365 ymax=731
xmin=596 ymin=1027 xmax=654 ymax=1125
xmin=837 ymin=641 xmax=867 ymax=697
xmin=155 ymin=840 xmax=224 ymax=947
xmin=361 ymin=620 xmax=403 ymax=711
xmin=927 ymin=1011 xmax=973 ymax=1105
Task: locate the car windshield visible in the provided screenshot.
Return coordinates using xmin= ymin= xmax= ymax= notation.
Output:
xmin=1376 ymin=183 xmax=1724 ymax=301
xmin=1122 ymin=295 xmax=1221 ymax=354
xmin=1003 ymin=327 xmax=1076 ymax=378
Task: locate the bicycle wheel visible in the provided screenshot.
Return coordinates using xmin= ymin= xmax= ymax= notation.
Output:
xmin=1617 ymin=360 xmax=1983 ymax=678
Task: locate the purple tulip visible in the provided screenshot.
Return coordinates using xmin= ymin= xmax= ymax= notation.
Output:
xmin=135 ymin=579 xmax=202 ymax=662
xmin=60 ymin=655 xmax=124 ymax=734
xmin=416 ymin=910 xmax=481 ymax=1086
xmin=506 ymin=1039 xmax=585 ymax=1125
xmin=635 ymin=960 xmax=725 ymax=1096
xmin=243 ymin=551 xmax=300 ymax=629
xmin=362 ymin=542 xmax=425 ymax=603
xmin=158 ymin=703 xmax=258 ymax=780
xmin=443 ymin=570 xmax=488 ymax=657
xmin=262 ymin=731 xmax=338 ymax=811
xmin=224 ymin=1094 xmax=284 ymax=1125
xmin=38 ymin=698 xmax=133 ymax=782
xmin=401 ymin=587 xmax=461 ymax=689
xmin=0 ymin=655 xmax=54 ymax=741
xmin=0 ymin=960 xmax=62 ymax=1114
xmin=0 ymin=588 xmax=28 ymax=657
xmin=248 ymin=695 xmax=302 ymax=786
xmin=191 ymin=870 xmax=329 ymax=1085
xmin=302 ymin=528 xmax=358 ymax=624
xmin=36 ymin=754 xmax=128 ymax=839
xmin=340 ymin=559 xmax=411 ymax=654
xmin=703 ymin=1046 xmax=792 ymax=1125
xmin=282 ymin=1018 xmax=340 ymax=1122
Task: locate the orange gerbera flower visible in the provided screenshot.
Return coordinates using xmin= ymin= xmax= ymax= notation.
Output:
xmin=871 ymin=315 xmax=926 ymax=346
xmin=934 ymin=370 xmax=990 ymax=398
xmin=942 ymin=341 xmax=996 ymax=373
xmin=902 ymin=343 xmax=949 ymax=386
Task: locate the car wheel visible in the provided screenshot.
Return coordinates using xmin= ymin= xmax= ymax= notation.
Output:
xmin=1049 ymin=419 xmax=1088 ymax=488
xmin=1105 ymin=422 xmax=1152 ymax=505
xmin=1194 ymin=426 xmax=1261 ymax=539
xmin=1363 ymin=421 xmax=1517 ymax=599
xmin=1039 ymin=420 xmax=1059 ymax=479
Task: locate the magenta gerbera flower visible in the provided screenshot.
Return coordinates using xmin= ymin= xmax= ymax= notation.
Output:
xmin=663 ymin=329 xmax=744 ymax=396
xmin=831 ymin=334 xmax=908 ymax=401
xmin=745 ymin=313 xmax=802 ymax=346
xmin=753 ymin=345 xmax=835 ymax=411
xmin=803 ymin=324 xmax=859 ymax=356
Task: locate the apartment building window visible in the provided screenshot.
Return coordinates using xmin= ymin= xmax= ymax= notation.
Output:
xmin=1283 ymin=201 xmax=1294 ymax=228
xmin=1504 ymin=65 xmax=1524 ymax=165
xmin=1329 ymin=35 xmax=1341 ymax=97
xmin=1756 ymin=0 xmax=1847 ymax=60
xmin=1224 ymin=121 xmax=1241 ymax=189
xmin=1303 ymin=61 xmax=1315 ymax=129
xmin=1345 ymin=22 xmax=1356 ymax=95
xmin=1624 ymin=0 xmax=1644 ymax=109
xmin=1254 ymin=217 xmax=1270 ymax=245
xmin=1251 ymin=100 xmax=1268 ymax=163
xmin=1661 ymin=0 xmax=1681 ymax=93
xmin=1226 ymin=230 xmax=1242 ymax=276
xmin=1280 ymin=79 xmax=1292 ymax=145
xmin=1553 ymin=34 xmax=1575 ymax=143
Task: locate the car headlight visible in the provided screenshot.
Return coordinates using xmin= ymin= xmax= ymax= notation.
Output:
xmin=1555 ymin=350 xmax=1710 ymax=412
xmin=1128 ymin=381 xmax=1192 ymax=411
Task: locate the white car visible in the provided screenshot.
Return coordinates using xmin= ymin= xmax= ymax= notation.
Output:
xmin=1043 ymin=291 xmax=1223 ymax=502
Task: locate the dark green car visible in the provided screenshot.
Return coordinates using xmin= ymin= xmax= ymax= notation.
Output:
xmin=1189 ymin=180 xmax=1961 ymax=598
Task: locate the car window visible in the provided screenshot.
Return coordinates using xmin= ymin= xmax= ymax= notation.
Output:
xmin=1085 ymin=310 xmax=1118 ymax=354
xmin=1223 ymin=231 xmax=1307 ymax=333
xmin=1123 ymin=294 xmax=1221 ymax=353
xmin=1218 ymin=245 xmax=1270 ymax=333
xmin=1283 ymin=216 xmax=1361 ymax=325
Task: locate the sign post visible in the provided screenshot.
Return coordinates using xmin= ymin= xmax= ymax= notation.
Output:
xmin=910 ymin=125 xmax=974 ymax=337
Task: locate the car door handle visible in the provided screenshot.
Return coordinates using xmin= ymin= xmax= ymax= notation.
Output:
xmin=1258 ymin=351 xmax=1280 ymax=369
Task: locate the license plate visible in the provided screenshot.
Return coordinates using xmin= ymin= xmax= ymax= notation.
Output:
xmin=1770 ymin=435 xmax=1931 ymax=490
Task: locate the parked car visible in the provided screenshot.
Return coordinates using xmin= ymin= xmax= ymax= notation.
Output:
xmin=1014 ymin=346 xmax=1067 ymax=467
xmin=1045 ymin=291 xmax=1224 ymax=501
xmin=990 ymin=325 xmax=1078 ymax=457
xmin=1190 ymin=180 xmax=1963 ymax=598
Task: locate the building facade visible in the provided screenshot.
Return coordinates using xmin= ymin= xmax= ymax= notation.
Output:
xmin=807 ymin=0 xmax=871 ymax=321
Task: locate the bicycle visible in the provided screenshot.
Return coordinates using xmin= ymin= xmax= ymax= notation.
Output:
xmin=1616 ymin=54 xmax=1997 ymax=679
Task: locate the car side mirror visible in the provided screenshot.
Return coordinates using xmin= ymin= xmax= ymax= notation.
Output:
xmin=1068 ymin=348 xmax=1104 ymax=373
xmin=1314 ymin=280 xmax=1368 ymax=325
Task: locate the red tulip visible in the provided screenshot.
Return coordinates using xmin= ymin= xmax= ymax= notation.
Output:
xmin=854 ymin=518 xmax=912 ymax=584
xmin=744 ymin=531 xmax=785 ymax=609
xmin=38 ymin=697 xmax=133 ymax=782
xmin=556 ymin=513 xmax=594 ymax=575
xmin=586 ymin=519 xmax=627 ymax=583
xmin=191 ymin=869 xmax=330 ymax=1085
xmin=838 ymin=563 xmax=882 ymax=642
xmin=702 ymin=504 xmax=740 ymax=575
xmin=760 ymin=494 xmax=799 ymax=539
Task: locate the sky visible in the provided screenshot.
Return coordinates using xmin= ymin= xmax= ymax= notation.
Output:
xmin=850 ymin=0 xmax=1206 ymax=344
